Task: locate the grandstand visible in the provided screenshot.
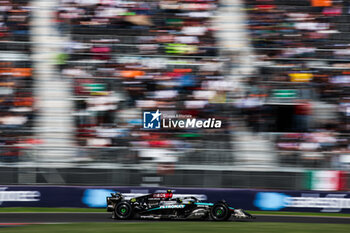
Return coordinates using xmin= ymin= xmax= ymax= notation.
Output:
xmin=0 ymin=0 xmax=349 ymax=188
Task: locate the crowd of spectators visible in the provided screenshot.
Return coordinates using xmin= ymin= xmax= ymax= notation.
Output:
xmin=243 ymin=0 xmax=350 ymax=167
xmin=0 ymin=0 xmax=35 ymax=162
xmin=57 ymin=0 xmax=233 ymax=165
xmin=1 ymin=0 xmax=350 ymax=169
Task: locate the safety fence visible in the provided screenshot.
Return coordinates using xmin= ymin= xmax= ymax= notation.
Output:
xmin=0 ymin=166 xmax=348 ymax=191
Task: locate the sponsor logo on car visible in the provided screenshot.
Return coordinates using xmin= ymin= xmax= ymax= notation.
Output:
xmin=152 ymin=193 xmax=173 ymax=198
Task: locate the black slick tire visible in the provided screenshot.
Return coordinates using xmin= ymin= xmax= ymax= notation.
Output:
xmin=114 ymin=201 xmax=133 ymax=220
xmin=210 ymin=202 xmax=231 ymax=221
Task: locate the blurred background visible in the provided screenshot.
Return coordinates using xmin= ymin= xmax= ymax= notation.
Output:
xmin=0 ymin=0 xmax=350 ymax=191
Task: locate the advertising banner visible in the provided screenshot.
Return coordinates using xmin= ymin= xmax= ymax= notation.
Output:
xmin=289 ymin=73 xmax=313 ymax=82
xmin=253 ymin=190 xmax=350 ymax=213
xmin=0 ymin=186 xmax=84 ymax=207
xmin=1 ymin=186 xmax=350 ymax=213
xmin=311 ymin=0 xmax=332 ymax=7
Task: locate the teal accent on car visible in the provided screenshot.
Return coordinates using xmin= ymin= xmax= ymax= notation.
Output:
xmin=147 ymin=207 xmax=160 ymax=211
xmin=194 ymin=202 xmax=214 ymax=206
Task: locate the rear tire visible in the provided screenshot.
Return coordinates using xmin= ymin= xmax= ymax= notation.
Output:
xmin=210 ymin=202 xmax=231 ymax=221
xmin=114 ymin=201 xmax=133 ymax=220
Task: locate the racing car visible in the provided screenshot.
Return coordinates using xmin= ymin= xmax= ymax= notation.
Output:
xmin=106 ymin=190 xmax=254 ymax=221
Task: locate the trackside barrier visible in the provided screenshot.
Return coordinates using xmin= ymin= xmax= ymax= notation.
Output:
xmin=0 ymin=186 xmax=350 ymax=213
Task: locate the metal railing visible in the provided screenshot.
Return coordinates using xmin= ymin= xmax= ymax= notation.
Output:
xmin=2 ymin=161 xmax=347 ymax=190
xmin=1 ymin=144 xmax=349 ymax=170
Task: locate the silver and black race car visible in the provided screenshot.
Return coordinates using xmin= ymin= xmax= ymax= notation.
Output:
xmin=106 ymin=190 xmax=254 ymax=221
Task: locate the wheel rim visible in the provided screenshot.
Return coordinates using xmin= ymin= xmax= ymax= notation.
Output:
xmin=214 ymin=207 xmax=225 ymax=217
xmin=212 ymin=205 xmax=228 ymax=220
xmin=118 ymin=204 xmax=129 ymax=216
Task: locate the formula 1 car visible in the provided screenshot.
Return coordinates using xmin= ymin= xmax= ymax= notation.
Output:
xmin=106 ymin=190 xmax=254 ymax=221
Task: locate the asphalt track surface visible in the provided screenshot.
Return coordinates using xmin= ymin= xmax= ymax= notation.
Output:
xmin=0 ymin=213 xmax=349 ymax=224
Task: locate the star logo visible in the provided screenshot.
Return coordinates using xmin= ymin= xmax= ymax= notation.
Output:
xmin=143 ymin=109 xmax=162 ymax=129
xmin=150 ymin=109 xmax=162 ymax=122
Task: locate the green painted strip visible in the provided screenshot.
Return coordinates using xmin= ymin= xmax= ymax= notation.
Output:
xmin=1 ymin=208 xmax=350 ymax=218
xmin=1 ymin=222 xmax=350 ymax=233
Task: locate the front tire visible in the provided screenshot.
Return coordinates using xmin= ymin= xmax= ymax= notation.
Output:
xmin=114 ymin=201 xmax=133 ymax=220
xmin=210 ymin=202 xmax=231 ymax=221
